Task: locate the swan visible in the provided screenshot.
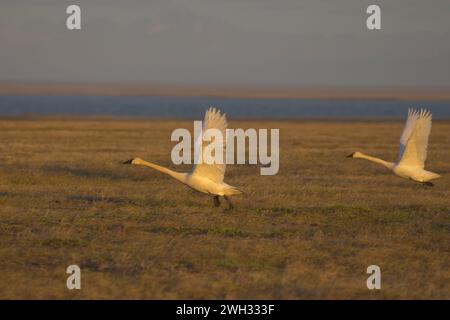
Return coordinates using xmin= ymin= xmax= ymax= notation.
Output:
xmin=347 ymin=108 xmax=440 ymax=186
xmin=123 ymin=107 xmax=243 ymax=208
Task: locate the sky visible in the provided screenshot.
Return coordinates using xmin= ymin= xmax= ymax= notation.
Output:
xmin=0 ymin=0 xmax=449 ymax=86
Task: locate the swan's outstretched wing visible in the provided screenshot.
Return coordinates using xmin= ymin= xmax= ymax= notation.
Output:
xmin=191 ymin=107 xmax=227 ymax=183
xmin=397 ymin=108 xmax=432 ymax=168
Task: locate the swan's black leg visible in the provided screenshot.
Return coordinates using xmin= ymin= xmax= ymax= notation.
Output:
xmin=224 ymin=196 xmax=234 ymax=210
xmin=213 ymin=196 xmax=221 ymax=207
xmin=422 ymin=181 xmax=434 ymax=187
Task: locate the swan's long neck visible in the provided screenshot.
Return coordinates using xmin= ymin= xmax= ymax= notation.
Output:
xmin=355 ymin=153 xmax=395 ymax=170
xmin=134 ymin=159 xmax=187 ymax=183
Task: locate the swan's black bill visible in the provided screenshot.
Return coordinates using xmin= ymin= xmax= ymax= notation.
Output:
xmin=123 ymin=159 xmax=134 ymax=164
xmin=346 ymin=152 xmax=355 ymax=158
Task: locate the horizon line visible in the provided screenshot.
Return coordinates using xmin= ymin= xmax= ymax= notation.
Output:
xmin=1 ymin=82 xmax=450 ymax=101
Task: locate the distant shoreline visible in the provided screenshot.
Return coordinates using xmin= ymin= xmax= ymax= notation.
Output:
xmin=1 ymin=115 xmax=449 ymax=123
xmin=1 ymin=83 xmax=450 ymax=101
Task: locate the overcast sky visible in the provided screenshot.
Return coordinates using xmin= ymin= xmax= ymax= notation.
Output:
xmin=1 ymin=0 xmax=449 ymax=86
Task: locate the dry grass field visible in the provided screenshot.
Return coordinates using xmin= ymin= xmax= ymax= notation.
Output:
xmin=0 ymin=118 xmax=449 ymax=299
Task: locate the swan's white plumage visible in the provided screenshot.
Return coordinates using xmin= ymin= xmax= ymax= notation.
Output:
xmin=125 ymin=107 xmax=242 ymax=208
xmin=192 ymin=107 xmax=227 ymax=183
xmin=397 ymin=108 xmax=432 ymax=169
xmin=349 ymin=108 xmax=440 ymax=184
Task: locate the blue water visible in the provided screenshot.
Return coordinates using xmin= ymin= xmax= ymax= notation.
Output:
xmin=0 ymin=95 xmax=449 ymax=119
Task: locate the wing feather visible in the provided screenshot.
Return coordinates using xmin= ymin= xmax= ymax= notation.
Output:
xmin=191 ymin=107 xmax=227 ymax=182
xmin=397 ymin=108 xmax=432 ymax=168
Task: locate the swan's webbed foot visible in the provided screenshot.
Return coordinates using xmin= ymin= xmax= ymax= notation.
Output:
xmin=224 ymin=196 xmax=234 ymax=210
xmin=422 ymin=181 xmax=434 ymax=187
xmin=213 ymin=196 xmax=221 ymax=207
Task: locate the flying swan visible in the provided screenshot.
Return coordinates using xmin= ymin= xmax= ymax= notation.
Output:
xmin=124 ymin=107 xmax=243 ymax=208
xmin=347 ymin=108 xmax=440 ymax=186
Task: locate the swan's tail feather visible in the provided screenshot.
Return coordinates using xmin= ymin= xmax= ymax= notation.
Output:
xmin=225 ymin=185 xmax=244 ymax=195
xmin=425 ymin=171 xmax=441 ymax=181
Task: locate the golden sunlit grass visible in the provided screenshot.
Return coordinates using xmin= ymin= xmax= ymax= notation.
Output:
xmin=0 ymin=118 xmax=449 ymax=299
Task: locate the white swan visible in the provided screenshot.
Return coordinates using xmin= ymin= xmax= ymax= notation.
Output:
xmin=124 ymin=107 xmax=243 ymax=208
xmin=348 ymin=108 xmax=440 ymax=186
